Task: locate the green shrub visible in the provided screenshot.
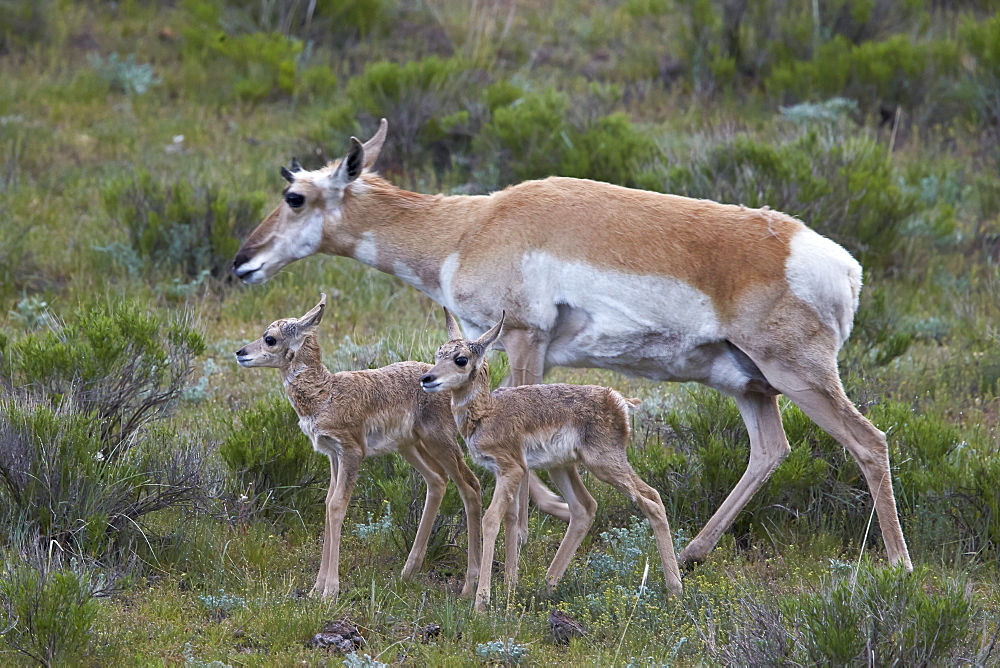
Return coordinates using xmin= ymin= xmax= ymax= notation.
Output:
xmin=100 ymin=168 xmax=266 ymax=280
xmin=480 ymin=90 xmax=655 ymax=187
xmin=219 ymin=400 xmax=326 ymax=519
xmin=0 ymin=558 xmax=101 ymax=666
xmin=240 ymin=0 xmax=388 ymax=40
xmin=638 ymin=127 xmax=917 ymax=268
xmin=0 ymin=0 xmax=56 ymax=56
xmin=330 ymin=56 xmax=482 ymax=173
xmin=0 ymin=300 xmax=206 ymax=558
xmin=179 ymin=0 xmax=339 ymax=104
xmin=309 ymin=0 xmax=389 ymax=38
xmin=768 ymin=34 xmax=960 ymax=116
xmin=960 ymin=13 xmax=1000 ymax=148
xmin=783 ymin=565 xmax=973 ymax=665
xmin=1 ymin=299 xmax=205 ymax=447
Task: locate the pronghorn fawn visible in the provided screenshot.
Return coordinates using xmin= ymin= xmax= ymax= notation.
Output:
xmin=421 ymin=309 xmax=683 ymax=611
xmin=233 ymin=119 xmax=911 ymax=572
xmin=234 ymin=294 xmax=483 ymax=599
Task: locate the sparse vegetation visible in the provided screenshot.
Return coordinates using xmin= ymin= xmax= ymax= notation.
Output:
xmin=1 ymin=0 xmax=998 ymax=664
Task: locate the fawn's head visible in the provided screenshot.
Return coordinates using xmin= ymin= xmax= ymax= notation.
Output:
xmin=232 ymin=120 xmax=388 ymax=285
xmin=421 ymin=309 xmax=504 ymax=393
xmin=235 ymin=294 xmax=327 ymax=368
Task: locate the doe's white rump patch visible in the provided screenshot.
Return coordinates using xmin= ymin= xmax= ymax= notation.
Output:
xmin=784 ymin=228 xmax=862 ymax=345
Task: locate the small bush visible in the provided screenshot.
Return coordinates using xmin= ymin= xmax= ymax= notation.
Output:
xmin=638 ymin=126 xmax=918 ymax=268
xmin=480 ymin=89 xmax=655 ymax=187
xmin=960 ymin=13 xmax=1000 ymax=148
xmin=0 ymin=557 xmax=102 ymax=666
xmin=219 ymin=400 xmax=326 ymax=519
xmin=783 ymin=566 xmax=973 ymax=665
xmin=88 ymin=53 xmax=161 ymax=96
xmin=768 ymin=34 xmax=960 ymax=117
xmin=100 ymin=168 xmax=266 ymax=280
xmin=179 ymin=0 xmax=339 ymax=104
xmin=0 ymin=299 xmax=206 ymax=558
xmin=242 ymin=0 xmax=388 ymax=40
xmin=332 ymin=56 xmax=484 ymax=173
xmin=1 ymin=299 xmax=205 ymax=447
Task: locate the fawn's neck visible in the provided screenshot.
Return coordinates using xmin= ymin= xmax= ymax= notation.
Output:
xmin=279 ymin=335 xmax=333 ymax=417
xmin=449 ymin=362 xmax=494 ymax=440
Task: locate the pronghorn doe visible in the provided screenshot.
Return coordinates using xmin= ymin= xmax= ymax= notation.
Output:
xmin=421 ymin=309 xmax=683 ymax=611
xmin=233 ymin=119 xmax=911 ymax=572
xmin=234 ymin=294 xmax=483 ymax=599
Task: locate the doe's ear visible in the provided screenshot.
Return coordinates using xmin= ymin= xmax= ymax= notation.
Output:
xmin=474 ymin=311 xmax=505 ymax=352
xmin=362 ymin=118 xmax=388 ymax=168
xmin=331 ymin=138 xmax=364 ymax=186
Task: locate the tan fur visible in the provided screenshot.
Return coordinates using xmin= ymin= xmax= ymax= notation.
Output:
xmin=235 ymin=295 xmax=483 ymax=600
xmin=242 ymin=174 xmax=795 ymax=322
xmin=234 ymin=120 xmax=912 ymax=574
xmin=422 ymin=311 xmax=683 ymax=611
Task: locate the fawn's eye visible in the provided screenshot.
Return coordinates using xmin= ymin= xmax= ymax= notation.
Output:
xmin=455 ymin=356 xmax=468 ymax=367
xmin=285 ymin=192 xmax=305 ymax=208
xmin=264 ymin=336 xmax=277 ymax=346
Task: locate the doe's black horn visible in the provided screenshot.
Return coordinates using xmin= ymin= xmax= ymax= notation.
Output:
xmin=290 ymin=157 xmax=303 ymax=172
xmin=280 ymin=166 xmax=294 ymax=183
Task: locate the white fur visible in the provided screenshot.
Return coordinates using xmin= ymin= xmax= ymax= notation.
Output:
xmin=522 ymin=426 xmax=581 ymax=469
xmin=364 ymin=410 xmax=416 ymax=456
xmin=393 ymin=260 xmax=425 ymax=293
xmin=352 ymin=231 xmax=379 ymax=267
xmin=784 ymin=228 xmax=862 ymax=345
xmin=240 ymin=209 xmax=326 ymax=284
xmin=438 ymin=252 xmax=462 ymax=313
xmin=518 ymin=252 xmax=725 ymax=382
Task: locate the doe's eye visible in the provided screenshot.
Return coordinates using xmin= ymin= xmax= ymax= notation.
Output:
xmin=264 ymin=336 xmax=277 ymax=346
xmin=455 ymin=356 xmax=468 ymax=367
xmin=285 ymin=192 xmax=305 ymax=208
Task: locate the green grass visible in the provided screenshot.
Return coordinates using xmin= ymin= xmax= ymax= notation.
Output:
xmin=2 ymin=0 xmax=1000 ymax=664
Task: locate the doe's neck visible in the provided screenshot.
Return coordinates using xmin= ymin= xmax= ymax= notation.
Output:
xmin=334 ymin=175 xmax=488 ymax=296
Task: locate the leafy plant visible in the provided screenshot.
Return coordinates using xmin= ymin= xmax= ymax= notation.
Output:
xmin=638 ymin=126 xmax=918 ymax=268
xmin=333 ymin=56 xmax=483 ymax=173
xmin=1 ymin=299 xmax=205 ymax=447
xmin=481 ymin=89 xmax=655 ymax=187
xmin=768 ymin=34 xmax=960 ymax=117
xmin=101 ymin=168 xmax=266 ymax=280
xmin=0 ymin=558 xmax=102 ymax=667
xmin=88 ymin=52 xmax=161 ymax=96
xmin=0 ymin=299 xmax=206 ymax=558
xmin=179 ymin=0 xmax=337 ymax=103
xmin=783 ymin=565 xmax=973 ymax=665
xmin=219 ymin=399 xmax=326 ymax=519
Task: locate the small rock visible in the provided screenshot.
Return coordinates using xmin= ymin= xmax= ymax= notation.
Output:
xmin=548 ymin=608 xmax=586 ymax=646
xmin=421 ymin=623 xmax=441 ymax=643
xmin=310 ymin=619 xmax=366 ymax=653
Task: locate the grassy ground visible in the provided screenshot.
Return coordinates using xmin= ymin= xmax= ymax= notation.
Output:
xmin=2 ymin=0 xmax=1000 ymax=665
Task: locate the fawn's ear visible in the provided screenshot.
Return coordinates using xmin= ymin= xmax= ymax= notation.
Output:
xmin=298 ymin=294 xmax=326 ymax=330
xmin=473 ymin=311 xmax=505 ymax=352
xmin=444 ymin=307 xmax=463 ymax=341
xmin=287 ymin=294 xmax=326 ymax=350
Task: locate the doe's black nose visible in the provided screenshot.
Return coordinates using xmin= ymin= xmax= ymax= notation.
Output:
xmin=236 ymin=347 xmax=246 ymax=357
xmin=233 ymin=252 xmax=250 ymax=269
xmin=420 ymin=373 xmax=435 ymax=385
